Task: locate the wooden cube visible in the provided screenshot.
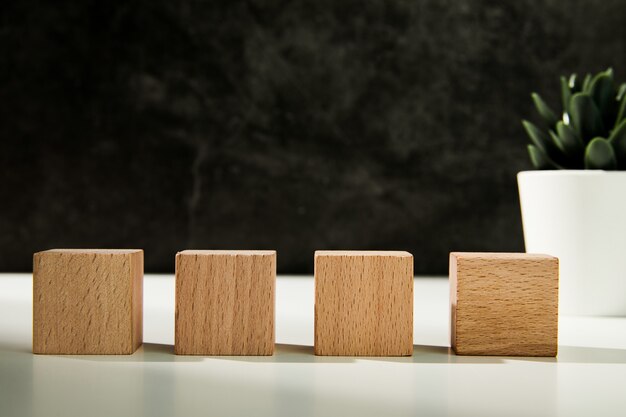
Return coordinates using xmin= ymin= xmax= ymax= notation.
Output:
xmin=450 ymin=252 xmax=558 ymax=356
xmin=175 ymin=250 xmax=276 ymax=355
xmin=314 ymin=250 xmax=413 ymax=356
xmin=33 ymin=249 xmax=144 ymax=354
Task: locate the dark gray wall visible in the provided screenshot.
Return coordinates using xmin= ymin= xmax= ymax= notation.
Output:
xmin=1 ymin=0 xmax=625 ymax=273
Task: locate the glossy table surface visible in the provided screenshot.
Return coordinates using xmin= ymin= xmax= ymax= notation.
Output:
xmin=1 ymin=274 xmax=626 ymax=417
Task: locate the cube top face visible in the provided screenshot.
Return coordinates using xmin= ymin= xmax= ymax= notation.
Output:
xmin=314 ymin=251 xmax=413 ymax=356
xmin=450 ymin=252 xmax=558 ymax=357
xmin=450 ymin=252 xmax=554 ymax=261
xmin=178 ymin=250 xmax=276 ymax=256
xmin=315 ymin=250 xmax=412 ymax=258
xmin=175 ymin=251 xmax=276 ymax=356
xmin=39 ymin=249 xmax=142 ymax=255
xmin=33 ymin=249 xmax=144 ymax=355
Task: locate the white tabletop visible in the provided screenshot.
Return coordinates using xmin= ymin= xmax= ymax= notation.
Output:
xmin=1 ymin=274 xmax=626 ymax=417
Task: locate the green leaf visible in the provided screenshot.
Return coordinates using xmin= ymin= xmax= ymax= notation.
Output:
xmin=554 ymin=121 xmax=584 ymax=159
xmin=608 ymin=119 xmax=626 ymax=167
xmin=568 ymin=73 xmax=581 ymax=93
xmin=522 ymin=120 xmax=554 ymax=154
xmin=528 ymin=144 xmax=561 ymax=169
xmin=548 ymin=131 xmax=575 ymax=168
xmin=584 ymin=137 xmax=617 ymax=169
xmin=569 ymin=93 xmax=606 ymax=141
xmin=616 ymin=93 xmax=626 ymax=128
xmin=589 ymin=69 xmax=616 ymax=126
xmin=617 ymin=83 xmax=626 ymax=101
xmin=560 ymin=76 xmax=572 ymax=115
xmin=532 ymin=92 xmax=559 ymax=128
xmin=582 ymin=73 xmax=592 ymax=93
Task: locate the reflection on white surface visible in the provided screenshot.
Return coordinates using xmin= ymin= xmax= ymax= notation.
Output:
xmin=1 ymin=274 xmax=626 ymax=417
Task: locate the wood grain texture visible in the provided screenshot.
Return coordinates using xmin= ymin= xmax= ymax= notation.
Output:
xmin=314 ymin=251 xmax=413 ymax=356
xmin=33 ymin=249 xmax=143 ymax=354
xmin=450 ymin=252 xmax=558 ymax=357
xmin=175 ymin=250 xmax=276 ymax=355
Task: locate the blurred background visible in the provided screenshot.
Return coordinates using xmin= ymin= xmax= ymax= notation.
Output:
xmin=1 ymin=0 xmax=625 ymax=274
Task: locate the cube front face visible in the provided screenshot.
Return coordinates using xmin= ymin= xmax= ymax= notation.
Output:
xmin=175 ymin=250 xmax=276 ymax=355
xmin=314 ymin=251 xmax=413 ymax=356
xmin=33 ymin=249 xmax=144 ymax=355
xmin=450 ymin=252 xmax=558 ymax=357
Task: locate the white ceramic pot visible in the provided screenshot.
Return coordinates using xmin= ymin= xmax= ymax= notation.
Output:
xmin=518 ymin=170 xmax=626 ymax=316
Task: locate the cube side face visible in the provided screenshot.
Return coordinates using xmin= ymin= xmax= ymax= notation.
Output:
xmin=449 ymin=253 xmax=459 ymax=353
xmin=314 ymin=253 xmax=413 ymax=356
xmin=33 ymin=251 xmax=139 ymax=354
xmin=452 ymin=254 xmax=558 ymax=356
xmin=130 ymin=251 xmax=144 ymax=352
xmin=175 ymin=252 xmax=276 ymax=355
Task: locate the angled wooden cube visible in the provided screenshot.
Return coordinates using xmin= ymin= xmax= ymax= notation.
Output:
xmin=175 ymin=250 xmax=276 ymax=355
xmin=33 ymin=249 xmax=143 ymax=354
xmin=314 ymin=251 xmax=413 ymax=356
xmin=450 ymin=252 xmax=558 ymax=356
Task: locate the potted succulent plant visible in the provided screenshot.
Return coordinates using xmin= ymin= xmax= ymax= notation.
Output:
xmin=518 ymin=68 xmax=626 ymax=316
